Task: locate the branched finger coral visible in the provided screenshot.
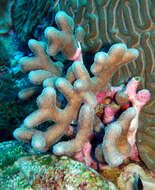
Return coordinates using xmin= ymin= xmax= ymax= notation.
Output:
xmin=18 ymin=39 xmax=64 ymax=100
xmin=45 ymin=11 xmax=79 ymax=60
xmin=13 ymin=11 xmax=139 ymax=157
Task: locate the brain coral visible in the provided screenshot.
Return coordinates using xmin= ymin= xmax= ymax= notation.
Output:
xmin=136 ymin=110 xmax=155 ymax=172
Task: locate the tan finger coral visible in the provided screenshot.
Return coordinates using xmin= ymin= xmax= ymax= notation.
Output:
xmin=101 ymin=107 xmax=136 ymax=166
xmin=45 ymin=11 xmax=78 ymax=60
xmin=18 ymin=39 xmax=63 ymax=100
xmin=14 ymin=11 xmax=139 ymax=156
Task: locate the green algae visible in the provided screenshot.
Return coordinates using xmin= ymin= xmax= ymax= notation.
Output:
xmin=0 ymin=141 xmax=32 ymax=169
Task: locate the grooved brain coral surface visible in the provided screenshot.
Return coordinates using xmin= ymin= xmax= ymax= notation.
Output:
xmin=55 ymin=0 xmax=155 ymax=86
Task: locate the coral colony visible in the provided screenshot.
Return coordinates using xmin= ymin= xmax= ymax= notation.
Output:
xmin=14 ymin=11 xmax=151 ymax=168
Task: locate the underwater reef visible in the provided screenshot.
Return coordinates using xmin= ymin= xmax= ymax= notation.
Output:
xmin=12 ymin=10 xmax=154 ymax=179
xmin=0 ymin=0 xmax=155 ymax=189
xmin=13 ymin=11 xmax=143 ymax=163
xmin=1 ymin=141 xmax=155 ymax=189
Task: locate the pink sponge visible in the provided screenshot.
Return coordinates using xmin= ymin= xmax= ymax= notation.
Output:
xmin=125 ymin=77 xmax=151 ymax=159
xmin=125 ymin=77 xmax=151 ymax=146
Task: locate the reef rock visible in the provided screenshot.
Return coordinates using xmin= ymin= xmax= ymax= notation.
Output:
xmin=0 ymin=141 xmax=116 ymax=190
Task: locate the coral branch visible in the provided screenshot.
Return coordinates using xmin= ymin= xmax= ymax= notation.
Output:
xmin=20 ymin=39 xmax=63 ymax=77
xmin=18 ymin=39 xmax=63 ymax=100
xmin=45 ymin=11 xmax=78 ymax=60
xmin=102 ymin=107 xmax=136 ymax=166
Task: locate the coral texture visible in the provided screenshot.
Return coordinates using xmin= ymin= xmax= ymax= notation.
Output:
xmin=18 ymin=39 xmax=64 ymax=100
xmin=0 ymin=141 xmax=32 ymax=169
xmin=137 ymin=113 xmax=155 ymax=172
xmin=12 ymin=0 xmax=155 ymax=87
xmin=0 ymin=141 xmax=116 ymax=190
xmin=0 ymin=0 xmax=15 ymax=34
xmin=124 ymin=77 xmax=151 ymax=147
xmin=12 ymin=0 xmax=56 ymax=43
xmin=14 ymin=11 xmax=139 ymax=158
